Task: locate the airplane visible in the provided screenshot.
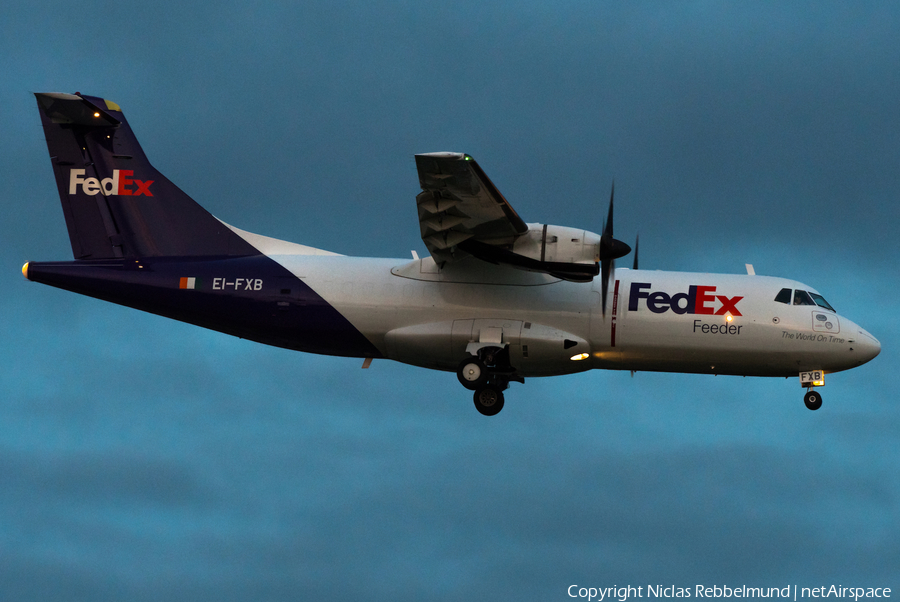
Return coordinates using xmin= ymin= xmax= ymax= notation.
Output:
xmin=22 ymin=92 xmax=881 ymax=416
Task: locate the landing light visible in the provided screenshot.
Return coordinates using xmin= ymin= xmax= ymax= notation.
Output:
xmin=570 ymin=353 xmax=589 ymax=361
xmin=93 ymin=112 xmax=100 ymax=117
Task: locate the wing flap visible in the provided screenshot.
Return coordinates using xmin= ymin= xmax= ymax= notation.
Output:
xmin=415 ymin=153 xmax=527 ymax=265
xmin=424 ymin=230 xmax=474 ymax=250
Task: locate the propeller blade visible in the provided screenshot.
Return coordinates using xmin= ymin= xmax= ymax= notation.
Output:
xmin=601 ymin=255 xmax=614 ymax=318
xmin=605 ymin=182 xmax=615 ymax=238
xmin=633 ymin=233 xmax=639 ymax=270
xmin=598 ymin=183 xmax=631 ymax=262
xmin=599 ymin=182 xmax=630 ymax=318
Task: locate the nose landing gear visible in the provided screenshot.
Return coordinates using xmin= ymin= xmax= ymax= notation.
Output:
xmin=803 ymin=389 xmax=822 ymax=411
xmin=800 ymin=370 xmax=824 ymax=411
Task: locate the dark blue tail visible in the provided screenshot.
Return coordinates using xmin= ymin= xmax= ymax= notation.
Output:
xmin=34 ymin=92 xmax=258 ymax=259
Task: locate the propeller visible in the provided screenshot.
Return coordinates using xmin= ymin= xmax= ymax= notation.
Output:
xmin=599 ymin=182 xmax=632 ymax=318
xmin=633 ymin=233 xmax=639 ymax=270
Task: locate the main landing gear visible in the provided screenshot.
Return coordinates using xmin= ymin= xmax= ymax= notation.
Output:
xmin=456 ymin=346 xmax=521 ymax=416
xmin=473 ymin=385 xmax=505 ymax=416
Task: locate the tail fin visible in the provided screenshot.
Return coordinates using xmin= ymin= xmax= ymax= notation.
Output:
xmin=34 ymin=92 xmax=258 ymax=259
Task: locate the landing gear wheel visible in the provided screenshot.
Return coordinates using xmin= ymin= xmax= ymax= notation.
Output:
xmin=804 ymin=390 xmax=822 ymax=411
xmin=473 ymin=387 xmax=505 ymax=416
xmin=457 ymin=357 xmax=488 ymax=390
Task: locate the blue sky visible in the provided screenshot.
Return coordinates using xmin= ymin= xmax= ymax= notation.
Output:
xmin=1 ymin=1 xmax=898 ymax=600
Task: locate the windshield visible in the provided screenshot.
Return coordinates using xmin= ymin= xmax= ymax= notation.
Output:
xmin=793 ymin=290 xmax=816 ymax=306
xmin=774 ymin=288 xmax=836 ymax=312
xmin=809 ymin=292 xmax=835 ymax=312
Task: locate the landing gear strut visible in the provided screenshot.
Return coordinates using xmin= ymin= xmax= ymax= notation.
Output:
xmin=803 ymin=389 xmax=822 ymax=411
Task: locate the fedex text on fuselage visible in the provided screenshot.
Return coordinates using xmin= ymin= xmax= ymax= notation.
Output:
xmin=628 ymin=282 xmax=743 ymax=316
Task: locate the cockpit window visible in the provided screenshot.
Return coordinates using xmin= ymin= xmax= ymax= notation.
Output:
xmin=809 ymin=292 xmax=835 ymax=312
xmin=793 ymin=290 xmax=816 ymax=306
xmin=776 ymin=288 xmax=835 ymax=311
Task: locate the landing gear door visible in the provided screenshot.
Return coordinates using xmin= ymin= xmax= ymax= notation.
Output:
xmin=452 ymin=319 xmax=523 ymax=357
xmin=473 ymin=319 xmax=522 ymax=349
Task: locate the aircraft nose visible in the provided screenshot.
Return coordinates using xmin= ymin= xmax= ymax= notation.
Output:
xmin=852 ymin=325 xmax=881 ymax=365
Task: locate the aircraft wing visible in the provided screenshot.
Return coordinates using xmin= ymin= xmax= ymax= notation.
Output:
xmin=415 ymin=153 xmax=529 ymax=265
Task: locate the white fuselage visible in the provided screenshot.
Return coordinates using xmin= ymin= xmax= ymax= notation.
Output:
xmin=261 ymin=251 xmax=880 ymax=379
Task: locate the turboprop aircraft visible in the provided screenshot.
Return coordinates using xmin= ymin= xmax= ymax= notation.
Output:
xmin=23 ymin=92 xmax=881 ymax=415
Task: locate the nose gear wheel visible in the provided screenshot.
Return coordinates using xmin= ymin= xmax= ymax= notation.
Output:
xmin=803 ymin=390 xmax=822 ymax=411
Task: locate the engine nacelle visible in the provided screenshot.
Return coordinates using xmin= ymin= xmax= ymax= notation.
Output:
xmin=510 ymin=223 xmax=601 ymax=266
xmin=455 ymin=223 xmax=603 ymax=282
xmin=384 ymin=318 xmax=592 ymax=377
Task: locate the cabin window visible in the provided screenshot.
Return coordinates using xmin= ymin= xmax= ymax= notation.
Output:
xmin=793 ymin=290 xmax=816 ymax=306
xmin=809 ymin=292 xmax=835 ymax=312
xmin=774 ymin=288 xmax=792 ymax=304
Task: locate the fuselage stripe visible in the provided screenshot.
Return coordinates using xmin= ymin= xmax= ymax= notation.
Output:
xmin=611 ymin=278 xmax=620 ymax=348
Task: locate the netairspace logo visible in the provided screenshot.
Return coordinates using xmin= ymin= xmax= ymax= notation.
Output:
xmin=566 ymin=585 xmax=892 ymax=601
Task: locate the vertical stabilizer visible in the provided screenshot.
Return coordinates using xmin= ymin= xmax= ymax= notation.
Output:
xmin=34 ymin=92 xmax=258 ymax=259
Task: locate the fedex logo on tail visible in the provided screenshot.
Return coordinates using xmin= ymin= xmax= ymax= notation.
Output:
xmin=69 ymin=169 xmax=154 ymax=197
xmin=629 ymin=282 xmax=743 ymax=316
